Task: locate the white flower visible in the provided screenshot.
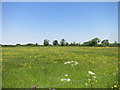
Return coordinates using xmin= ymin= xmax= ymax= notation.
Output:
xmin=64 ymin=62 xmax=67 ymax=64
xmin=85 ymin=83 xmax=88 ymax=85
xmin=64 ymin=61 xmax=78 ymax=66
xmin=75 ymin=62 xmax=78 ymax=65
xmin=67 ymin=61 xmax=71 ymax=63
xmin=88 ymin=71 xmax=95 ymax=75
xmin=93 ymin=76 xmax=96 ymax=79
xmin=61 ymin=79 xmax=64 ymax=81
xmin=61 ymin=78 xmax=67 ymax=81
xmin=65 ymin=74 xmax=68 ymax=77
xmin=66 ymin=78 xmax=71 ymax=81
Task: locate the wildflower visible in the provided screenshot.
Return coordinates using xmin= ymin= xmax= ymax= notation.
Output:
xmin=64 ymin=61 xmax=78 ymax=66
xmin=93 ymin=76 xmax=96 ymax=79
xmin=61 ymin=78 xmax=71 ymax=82
xmin=67 ymin=61 xmax=71 ymax=63
xmin=61 ymin=79 xmax=64 ymax=81
xmin=64 ymin=62 xmax=67 ymax=64
xmin=65 ymin=74 xmax=68 ymax=77
xmin=75 ymin=61 xmax=78 ymax=65
xmin=114 ymin=85 xmax=117 ymax=87
xmin=88 ymin=71 xmax=95 ymax=75
xmin=66 ymin=78 xmax=71 ymax=81
xmin=85 ymin=83 xmax=88 ymax=85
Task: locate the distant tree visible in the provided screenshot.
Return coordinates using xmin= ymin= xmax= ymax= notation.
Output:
xmin=43 ymin=39 xmax=49 ymax=46
xmin=91 ymin=38 xmax=100 ymax=46
xmin=101 ymin=39 xmax=109 ymax=46
xmin=78 ymin=43 xmax=81 ymax=46
xmin=65 ymin=42 xmax=69 ymax=46
xmin=83 ymin=41 xmax=90 ymax=46
xmin=69 ymin=43 xmax=73 ymax=46
xmin=26 ymin=43 xmax=35 ymax=46
xmin=114 ymin=41 xmax=117 ymax=46
xmin=53 ymin=40 xmax=58 ymax=46
xmin=35 ymin=43 xmax=39 ymax=46
xmin=75 ymin=43 xmax=79 ymax=46
xmin=109 ymin=41 xmax=118 ymax=47
xmin=73 ymin=41 xmax=76 ymax=46
xmin=83 ymin=38 xmax=100 ymax=46
xmin=60 ymin=39 xmax=65 ymax=46
xmin=16 ymin=44 xmax=21 ymax=46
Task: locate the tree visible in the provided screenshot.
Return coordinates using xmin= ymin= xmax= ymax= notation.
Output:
xmin=83 ymin=41 xmax=91 ymax=46
xmin=75 ymin=43 xmax=79 ymax=46
xmin=53 ymin=40 xmax=58 ymax=46
xmin=35 ymin=43 xmax=39 ymax=46
xmin=73 ymin=41 xmax=76 ymax=46
xmin=83 ymin=38 xmax=100 ymax=46
xmin=91 ymin=38 xmax=100 ymax=46
xmin=69 ymin=43 xmax=73 ymax=46
xmin=78 ymin=43 xmax=81 ymax=46
xmin=26 ymin=43 xmax=34 ymax=46
xmin=43 ymin=39 xmax=49 ymax=46
xmin=101 ymin=39 xmax=109 ymax=46
xmin=16 ymin=44 xmax=21 ymax=46
xmin=114 ymin=41 xmax=117 ymax=45
xmin=60 ymin=39 xmax=65 ymax=46
xmin=65 ymin=42 xmax=69 ymax=46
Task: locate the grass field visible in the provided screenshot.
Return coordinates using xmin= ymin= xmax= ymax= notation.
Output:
xmin=2 ymin=46 xmax=119 ymax=88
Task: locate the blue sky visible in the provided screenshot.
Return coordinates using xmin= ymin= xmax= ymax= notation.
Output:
xmin=2 ymin=2 xmax=118 ymax=45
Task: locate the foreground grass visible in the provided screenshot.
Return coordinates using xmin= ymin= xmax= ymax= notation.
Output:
xmin=2 ymin=46 xmax=119 ymax=88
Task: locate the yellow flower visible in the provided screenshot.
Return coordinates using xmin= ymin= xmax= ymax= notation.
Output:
xmin=114 ymin=85 xmax=117 ymax=87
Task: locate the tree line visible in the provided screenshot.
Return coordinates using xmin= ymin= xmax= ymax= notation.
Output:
xmin=1 ymin=38 xmax=119 ymax=47
xmin=43 ymin=38 xmax=119 ymax=47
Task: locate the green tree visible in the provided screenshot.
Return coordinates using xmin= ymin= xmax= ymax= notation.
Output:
xmin=43 ymin=39 xmax=49 ymax=46
xmin=91 ymin=38 xmax=101 ymax=46
xmin=65 ymin=42 xmax=69 ymax=46
xmin=75 ymin=43 xmax=79 ymax=46
xmin=101 ymin=39 xmax=109 ymax=46
xmin=16 ymin=44 xmax=21 ymax=46
xmin=73 ymin=41 xmax=76 ymax=46
xmin=35 ymin=43 xmax=39 ymax=46
xmin=114 ymin=41 xmax=117 ymax=46
xmin=53 ymin=40 xmax=58 ymax=46
xmin=60 ymin=39 xmax=65 ymax=46
xmin=83 ymin=38 xmax=100 ymax=46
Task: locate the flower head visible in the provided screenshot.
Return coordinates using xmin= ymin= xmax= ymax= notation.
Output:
xmin=65 ymin=74 xmax=68 ymax=77
xmin=93 ymin=76 xmax=96 ymax=79
xmin=85 ymin=83 xmax=88 ymax=85
xmin=67 ymin=78 xmax=71 ymax=81
xmin=88 ymin=71 xmax=95 ymax=75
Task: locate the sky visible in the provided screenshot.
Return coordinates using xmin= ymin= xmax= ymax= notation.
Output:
xmin=2 ymin=2 xmax=118 ymax=45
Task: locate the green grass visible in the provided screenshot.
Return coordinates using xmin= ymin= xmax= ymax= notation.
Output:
xmin=2 ymin=46 xmax=119 ymax=88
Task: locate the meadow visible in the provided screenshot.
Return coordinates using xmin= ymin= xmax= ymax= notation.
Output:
xmin=2 ymin=46 xmax=119 ymax=88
